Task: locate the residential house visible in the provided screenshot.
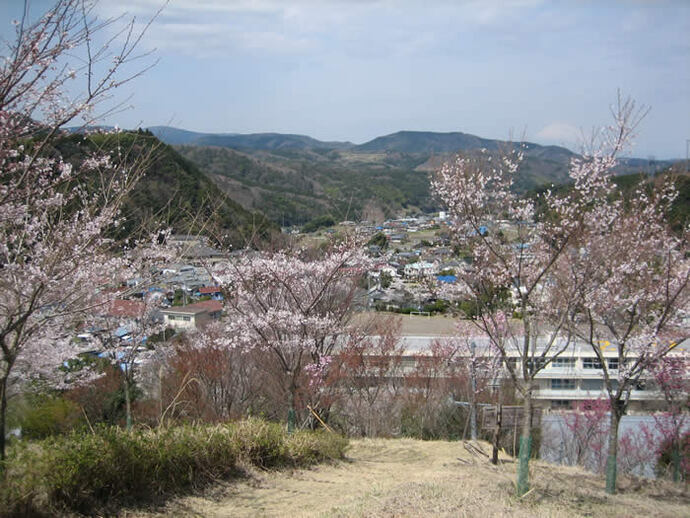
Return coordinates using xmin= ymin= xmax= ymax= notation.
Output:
xmin=196 ymin=286 xmax=224 ymax=300
xmin=403 ymin=261 xmax=437 ymax=278
xmin=161 ymin=300 xmax=223 ymax=330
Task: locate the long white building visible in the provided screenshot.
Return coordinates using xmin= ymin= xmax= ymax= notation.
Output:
xmin=396 ymin=335 xmax=688 ymax=413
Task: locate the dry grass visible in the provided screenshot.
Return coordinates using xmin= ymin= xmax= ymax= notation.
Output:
xmin=123 ymin=438 xmax=690 ymax=518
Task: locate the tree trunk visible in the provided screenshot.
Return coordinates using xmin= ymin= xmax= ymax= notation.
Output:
xmin=0 ymin=374 xmax=7 ymax=463
xmin=605 ymin=404 xmax=623 ymax=494
xmin=124 ymin=377 xmax=133 ymax=430
xmin=516 ymin=385 xmax=533 ymax=496
xmin=470 ymin=342 xmax=478 ymax=440
xmin=672 ymin=438 xmax=681 ymax=483
xmin=492 ymin=404 xmax=502 ymax=465
xmin=287 ymin=388 xmax=296 ymax=434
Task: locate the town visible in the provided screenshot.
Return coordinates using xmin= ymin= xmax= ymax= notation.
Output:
xmin=1 ymin=1 xmax=689 ymax=517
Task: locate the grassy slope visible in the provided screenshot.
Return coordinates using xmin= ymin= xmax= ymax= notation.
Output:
xmin=127 ymin=438 xmax=689 ymax=518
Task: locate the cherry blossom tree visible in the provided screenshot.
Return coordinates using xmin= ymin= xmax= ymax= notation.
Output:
xmin=557 ymin=97 xmax=690 ymax=493
xmin=324 ymin=315 xmax=407 ymax=436
xmin=92 ymin=293 xmax=167 ymax=429
xmin=212 ymin=238 xmax=370 ymax=431
xmin=432 ymin=147 xmax=585 ymax=495
xmin=428 ymin=321 xmax=502 ymax=443
xmin=543 ymin=399 xmax=611 ymax=471
xmin=430 ymin=94 xmax=665 ymax=495
xmin=0 ymin=0 xmax=158 ymax=459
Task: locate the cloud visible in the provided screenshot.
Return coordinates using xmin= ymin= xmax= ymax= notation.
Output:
xmin=95 ymin=0 xmax=550 ymax=59
xmin=536 ymin=122 xmax=581 ymax=145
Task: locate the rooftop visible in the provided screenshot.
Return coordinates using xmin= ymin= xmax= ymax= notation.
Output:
xmin=162 ymin=300 xmax=223 ymax=315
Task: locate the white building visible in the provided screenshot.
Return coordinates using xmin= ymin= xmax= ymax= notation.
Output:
xmin=161 ymin=300 xmax=223 ymax=330
xmin=394 ymin=335 xmax=688 ymax=413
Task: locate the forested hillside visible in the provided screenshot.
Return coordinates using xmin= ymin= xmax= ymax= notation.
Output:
xmin=153 ymin=126 xmax=678 ymax=228
xmin=54 ymin=131 xmax=276 ymax=246
xmin=176 ymin=145 xmax=433 ymax=225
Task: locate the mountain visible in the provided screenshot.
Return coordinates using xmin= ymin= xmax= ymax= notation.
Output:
xmin=54 ymin=130 xmax=276 ymax=246
xmin=355 ymin=130 xmax=504 ymax=153
xmin=152 ymin=126 xmax=676 ymax=227
xmin=149 ymin=126 xmax=353 ymax=151
xmin=146 ymin=126 xmax=217 ymax=146
xmin=175 ymin=144 xmax=432 ymax=226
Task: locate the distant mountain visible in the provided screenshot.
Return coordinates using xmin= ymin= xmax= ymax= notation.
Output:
xmin=146 ymin=126 xmax=219 ymax=145
xmin=152 ymin=125 xmax=677 ymax=227
xmin=149 ymin=126 xmax=353 ymax=151
xmin=355 ymin=130 xmax=504 ymax=153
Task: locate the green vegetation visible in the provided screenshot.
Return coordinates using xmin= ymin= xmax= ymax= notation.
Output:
xmin=54 ymin=131 xmax=277 ymax=247
xmin=302 ymin=215 xmax=336 ymax=233
xmin=655 ymin=431 xmax=690 ymax=481
xmin=11 ymin=394 xmax=83 ymax=440
xmin=400 ymin=401 xmax=463 ymax=441
xmin=0 ymin=419 xmax=348 ymax=517
xmin=534 ymin=169 xmax=689 ymax=235
xmin=367 ymin=232 xmax=389 ymax=249
xmin=167 ymin=129 xmax=680 ymax=228
xmin=176 ymin=144 xmax=434 ymax=226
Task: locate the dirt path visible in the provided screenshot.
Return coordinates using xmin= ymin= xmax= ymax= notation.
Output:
xmin=125 ymin=439 xmax=690 ymax=518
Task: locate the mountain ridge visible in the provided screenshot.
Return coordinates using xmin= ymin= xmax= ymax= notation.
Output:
xmin=148 ymin=125 xmax=679 ymax=228
xmin=150 ymin=126 xmax=678 ymax=169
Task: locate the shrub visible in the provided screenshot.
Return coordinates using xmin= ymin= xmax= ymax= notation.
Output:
xmin=655 ymin=431 xmax=690 ymax=481
xmin=231 ymin=418 xmax=287 ymax=468
xmin=0 ymin=420 xmax=347 ymax=517
xmin=400 ymin=400 xmax=463 ymax=440
xmin=287 ymin=430 xmax=349 ymax=465
xmin=16 ymin=395 xmax=84 ymax=440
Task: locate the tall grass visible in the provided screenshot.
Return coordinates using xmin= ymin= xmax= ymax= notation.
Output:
xmin=0 ymin=418 xmax=348 ymax=517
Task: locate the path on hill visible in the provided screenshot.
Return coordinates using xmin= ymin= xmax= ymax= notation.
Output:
xmin=126 ymin=438 xmax=689 ymax=518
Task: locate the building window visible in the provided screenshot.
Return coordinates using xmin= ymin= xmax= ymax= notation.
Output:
xmin=551 ymin=379 xmax=576 ymax=390
xmin=581 ymin=379 xmax=603 ymax=391
xmin=583 ymin=357 xmax=603 ymax=369
xmin=504 ymin=358 xmax=519 ymax=370
xmin=167 ymin=315 xmax=176 ymax=321
xmin=527 ymin=358 xmax=547 ymax=371
xmin=552 ymin=400 xmax=572 ymax=410
xmin=182 ymin=316 xmax=191 ymax=321
xmin=607 ymin=358 xmax=619 ymax=370
xmin=552 ymin=357 xmax=575 ymax=368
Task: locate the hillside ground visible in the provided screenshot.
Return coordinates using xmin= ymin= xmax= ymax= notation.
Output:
xmin=124 ymin=438 xmax=689 ymax=518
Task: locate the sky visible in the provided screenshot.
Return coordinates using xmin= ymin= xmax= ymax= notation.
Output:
xmin=1 ymin=0 xmax=689 ymax=159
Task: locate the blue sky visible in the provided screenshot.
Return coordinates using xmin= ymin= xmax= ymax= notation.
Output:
xmin=2 ymin=1 xmax=689 ymax=158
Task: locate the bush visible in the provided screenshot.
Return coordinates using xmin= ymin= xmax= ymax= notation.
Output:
xmin=287 ymin=430 xmax=349 ymax=465
xmin=400 ymin=400 xmax=463 ymax=441
xmin=231 ymin=418 xmax=287 ymax=467
xmin=655 ymin=431 xmax=690 ymax=481
xmin=15 ymin=395 xmax=84 ymax=440
xmin=0 ymin=420 xmax=348 ymax=517
xmin=302 ymin=215 xmax=335 ymax=233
